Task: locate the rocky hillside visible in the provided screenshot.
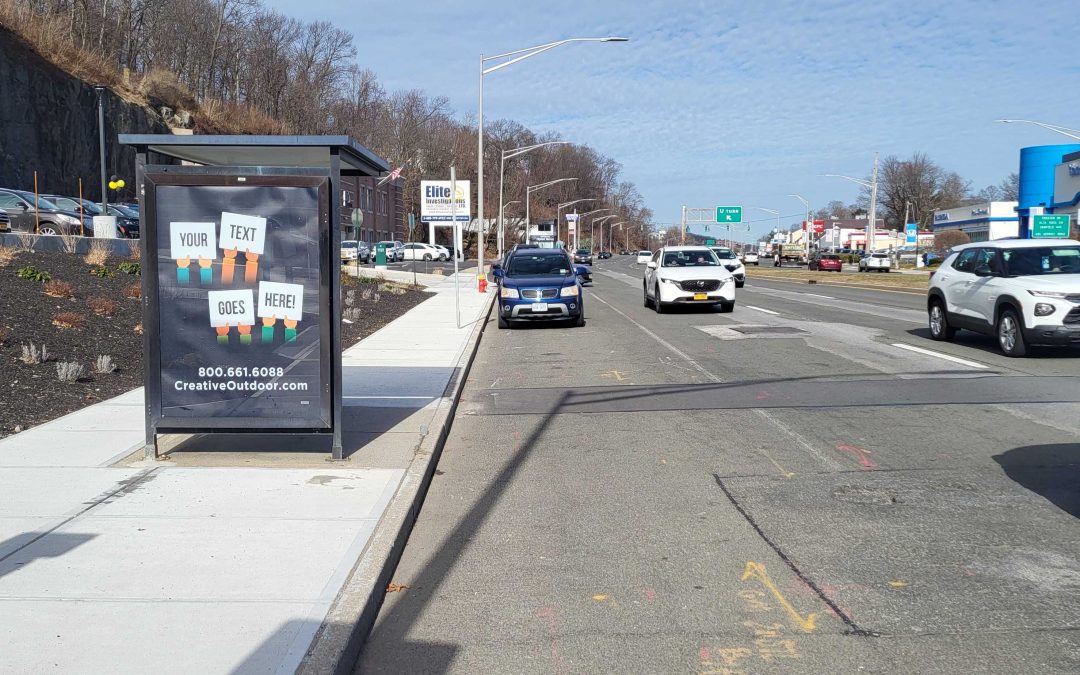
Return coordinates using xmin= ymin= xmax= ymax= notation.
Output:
xmin=0 ymin=25 xmax=170 ymax=202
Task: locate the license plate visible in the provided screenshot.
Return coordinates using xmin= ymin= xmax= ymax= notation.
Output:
xmin=693 ymin=293 xmax=708 ymax=301
xmin=531 ymin=302 xmax=547 ymax=312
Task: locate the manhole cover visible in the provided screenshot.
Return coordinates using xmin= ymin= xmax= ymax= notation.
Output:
xmin=730 ymin=326 xmax=807 ymax=335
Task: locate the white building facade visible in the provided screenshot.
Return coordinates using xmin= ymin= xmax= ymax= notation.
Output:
xmin=931 ymin=201 xmax=1019 ymax=242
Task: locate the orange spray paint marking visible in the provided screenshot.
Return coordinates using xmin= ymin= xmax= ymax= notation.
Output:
xmin=536 ymin=607 xmax=565 ymax=675
xmin=244 ymin=252 xmax=259 ymax=284
xmin=222 ymin=248 xmax=238 ymax=284
xmin=644 ymin=588 xmax=657 ymax=602
xmin=835 ymin=443 xmax=878 ymax=470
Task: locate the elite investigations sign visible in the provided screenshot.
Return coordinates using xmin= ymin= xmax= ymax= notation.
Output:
xmin=142 ymin=173 xmax=332 ymax=432
xmin=420 ymin=180 xmax=471 ymax=222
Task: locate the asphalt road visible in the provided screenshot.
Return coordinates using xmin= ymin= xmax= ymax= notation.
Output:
xmin=358 ymin=257 xmax=1080 ymax=673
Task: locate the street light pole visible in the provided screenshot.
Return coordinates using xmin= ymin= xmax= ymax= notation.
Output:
xmin=498 ymin=141 xmax=572 ymax=260
xmin=751 ymin=207 xmax=780 ymax=241
xmin=94 ymin=86 xmax=107 ymax=210
xmin=787 ymin=194 xmax=810 ymax=266
xmin=578 ymin=208 xmax=610 ymax=249
xmin=479 ymin=37 xmax=627 ymax=285
xmin=557 ymin=198 xmax=595 ymax=246
xmin=996 ymin=118 xmax=1080 ymax=140
xmin=526 ymin=178 xmax=577 ymax=244
xmin=594 ymin=214 xmax=615 ymax=252
xmin=820 ymin=152 xmax=879 ymax=252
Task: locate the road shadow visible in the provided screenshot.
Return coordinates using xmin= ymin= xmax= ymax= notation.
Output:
xmin=0 ymin=532 xmax=96 ymax=579
xmin=994 ymin=443 xmax=1080 ymax=518
xmin=905 ymin=327 xmax=1080 ymax=359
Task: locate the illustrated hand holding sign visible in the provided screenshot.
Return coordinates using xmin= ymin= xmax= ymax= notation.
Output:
xmin=257 ymin=281 xmax=304 ymax=343
xmin=170 ymin=222 xmax=217 ymax=285
xmin=219 ymin=212 xmax=267 ymax=284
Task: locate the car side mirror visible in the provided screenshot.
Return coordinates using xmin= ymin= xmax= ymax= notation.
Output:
xmin=491 ymin=267 xmax=504 ymax=279
xmin=574 ymin=266 xmax=588 ymax=276
xmin=646 ymin=261 xmax=658 ymax=270
xmin=974 ymin=264 xmax=994 ymax=277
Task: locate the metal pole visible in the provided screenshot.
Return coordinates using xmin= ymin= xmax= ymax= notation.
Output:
xmin=477 ymin=55 xmax=485 ymax=287
xmin=497 ymin=151 xmax=505 ymax=261
xmin=525 ymin=187 xmax=530 ymax=241
xmin=681 ymin=205 xmax=686 ymax=244
xmin=452 ymin=166 xmax=460 ymax=328
xmin=868 ymin=152 xmax=879 ymax=253
xmin=96 ymin=86 xmax=108 ymax=210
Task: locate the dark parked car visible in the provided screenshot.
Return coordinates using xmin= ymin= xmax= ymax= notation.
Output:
xmin=491 ymin=249 xmax=587 ymax=329
xmin=597 ymin=251 xmax=612 ymax=259
xmin=0 ymin=189 xmax=88 ymax=235
xmin=43 ymin=196 xmax=139 ymax=238
xmin=101 ymin=204 xmax=141 ymax=238
xmin=0 ymin=208 xmax=10 ymax=232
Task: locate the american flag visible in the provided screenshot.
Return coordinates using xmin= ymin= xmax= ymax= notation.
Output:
xmin=377 ymin=166 xmax=404 ymax=186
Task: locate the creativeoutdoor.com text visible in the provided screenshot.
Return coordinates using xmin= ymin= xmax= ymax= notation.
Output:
xmin=174 ymin=379 xmax=309 ymax=392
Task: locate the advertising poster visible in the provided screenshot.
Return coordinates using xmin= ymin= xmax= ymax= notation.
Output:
xmin=420 ymin=180 xmax=471 ymax=222
xmin=152 ymin=181 xmax=329 ymax=427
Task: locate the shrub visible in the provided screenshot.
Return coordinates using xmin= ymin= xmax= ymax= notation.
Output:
xmin=90 ymin=265 xmax=115 ymax=278
xmin=934 ymin=230 xmax=970 ymax=253
xmin=85 ymin=240 xmax=110 ymax=266
xmin=20 ymin=343 xmax=49 ymax=364
xmin=93 ymin=355 xmax=116 ymax=374
xmin=13 ymin=233 xmax=35 ymax=252
xmin=122 ymin=283 xmax=142 ymax=300
xmin=44 ymin=279 xmax=75 ymax=298
xmin=56 ymin=361 xmax=87 ymax=383
xmin=137 ymin=68 xmax=199 ymax=111
xmin=87 ymin=297 xmax=117 ymax=317
xmin=0 ymin=246 xmax=16 ymax=267
xmin=127 ymin=240 xmax=141 ymax=260
xmin=17 ymin=265 xmax=51 ymax=283
xmin=59 ymin=234 xmax=79 ymax=253
xmin=52 ymin=312 xmax=86 ymax=329
xmin=117 ymin=261 xmax=141 ymax=275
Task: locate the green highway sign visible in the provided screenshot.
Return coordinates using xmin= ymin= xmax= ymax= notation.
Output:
xmin=705 ymin=239 xmax=716 ymax=245
xmin=716 ymin=206 xmax=742 ymax=223
xmin=1032 ymin=214 xmax=1070 ymax=238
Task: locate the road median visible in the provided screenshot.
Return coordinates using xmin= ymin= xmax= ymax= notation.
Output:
xmin=747 ymin=268 xmax=930 ymax=294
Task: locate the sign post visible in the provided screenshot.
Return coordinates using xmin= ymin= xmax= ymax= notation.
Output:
xmin=1032 ymin=214 xmax=1071 ymax=238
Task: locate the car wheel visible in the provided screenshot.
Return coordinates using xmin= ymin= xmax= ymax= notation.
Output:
xmin=928 ymin=300 xmax=955 ymax=341
xmin=643 ymin=284 xmax=653 ymax=308
xmin=573 ymin=311 xmax=585 ymax=327
xmin=997 ymin=307 xmax=1027 ymax=357
xmin=423 ymin=253 xmax=432 ymax=261
xmin=653 ymin=285 xmax=664 ymax=313
xmin=498 ymin=313 xmax=510 ymax=329
xmin=718 ymin=302 xmax=735 ymax=313
xmin=38 ymin=223 xmax=59 ymax=235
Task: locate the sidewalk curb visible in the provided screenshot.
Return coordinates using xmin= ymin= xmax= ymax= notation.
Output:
xmin=298 ymin=292 xmax=494 ymax=675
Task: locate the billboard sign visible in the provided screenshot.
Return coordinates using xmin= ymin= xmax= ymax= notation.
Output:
xmin=905 ymin=222 xmax=918 ymax=244
xmin=1032 ymin=214 xmax=1070 ymax=238
xmin=421 ymin=180 xmax=471 ymax=222
xmin=145 ymin=173 xmax=331 ymax=430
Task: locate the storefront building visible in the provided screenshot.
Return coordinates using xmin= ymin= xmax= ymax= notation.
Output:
xmin=339 ymin=175 xmax=405 ymax=244
xmin=1017 ymin=143 xmax=1080 ymax=238
xmin=931 ymin=201 xmax=1018 ymax=242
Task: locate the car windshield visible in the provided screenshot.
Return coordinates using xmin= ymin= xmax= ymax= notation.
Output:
xmin=111 ymin=205 xmax=138 ymax=218
xmin=341 ymin=241 xmax=358 ymax=248
xmin=663 ymin=250 xmax=720 ymax=267
xmin=1002 ymin=246 xmax=1080 ymax=276
xmin=638 ymin=251 xmax=651 ymax=256
xmin=711 ymin=249 xmax=736 ymax=259
xmin=576 ymin=249 xmax=590 ymax=255
xmin=506 ymin=254 xmax=573 ymax=277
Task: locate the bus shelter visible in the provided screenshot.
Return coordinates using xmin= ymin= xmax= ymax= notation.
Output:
xmin=120 ymin=135 xmax=389 ymax=459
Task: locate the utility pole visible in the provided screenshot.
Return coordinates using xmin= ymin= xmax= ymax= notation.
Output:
xmin=680 ymin=205 xmax=687 ymax=244
xmin=868 ymin=152 xmax=879 ymax=253
xmin=95 ymin=86 xmax=108 ymax=209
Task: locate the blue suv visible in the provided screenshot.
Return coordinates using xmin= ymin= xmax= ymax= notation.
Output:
xmin=492 ymin=250 xmax=587 ymax=329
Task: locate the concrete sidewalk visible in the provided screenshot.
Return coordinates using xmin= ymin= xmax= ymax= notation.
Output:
xmin=0 ymin=272 xmax=491 ymax=674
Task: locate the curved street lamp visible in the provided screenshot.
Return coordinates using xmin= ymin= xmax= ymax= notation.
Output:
xmin=525 ymin=178 xmax=577 ymax=242
xmin=479 ymin=37 xmax=628 ymax=275
xmin=497 ymin=141 xmax=572 ymax=259
xmin=996 ymin=119 xmax=1080 ymax=141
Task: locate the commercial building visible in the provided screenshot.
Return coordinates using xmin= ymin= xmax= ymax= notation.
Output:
xmin=1016 ymin=143 xmax=1080 ymax=238
xmin=931 ymin=201 xmax=1019 ymax=242
xmin=339 ymin=176 xmax=404 ymax=244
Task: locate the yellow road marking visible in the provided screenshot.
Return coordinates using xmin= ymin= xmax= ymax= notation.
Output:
xmin=759 ymin=449 xmax=795 ymax=478
xmin=741 ymin=562 xmax=818 ymax=633
xmin=888 ymin=580 xmax=907 ymax=588
xmin=592 ymin=594 xmax=609 ymax=601
xmin=601 ymin=369 xmax=626 ymax=381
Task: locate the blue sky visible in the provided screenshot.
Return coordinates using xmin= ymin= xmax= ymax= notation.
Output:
xmin=266 ymin=0 xmax=1079 ymax=242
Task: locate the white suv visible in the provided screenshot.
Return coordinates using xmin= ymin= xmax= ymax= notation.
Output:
xmin=643 ymin=246 xmax=736 ymax=313
xmin=927 ymin=239 xmax=1080 ymax=357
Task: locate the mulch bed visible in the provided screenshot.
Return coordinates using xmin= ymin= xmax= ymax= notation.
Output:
xmin=0 ymin=249 xmax=432 ymax=439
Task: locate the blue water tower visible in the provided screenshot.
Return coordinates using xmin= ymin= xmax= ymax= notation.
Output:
xmin=1018 ymin=144 xmax=1080 ymax=237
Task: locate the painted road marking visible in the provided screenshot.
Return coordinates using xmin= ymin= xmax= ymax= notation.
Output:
xmin=744 ymin=305 xmax=780 ymax=315
xmin=890 ymin=343 xmax=988 ymax=369
xmin=802 ymin=293 xmax=835 ymax=299
xmin=741 ymin=561 xmax=818 ymax=633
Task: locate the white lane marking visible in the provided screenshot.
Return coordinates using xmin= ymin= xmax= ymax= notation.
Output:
xmin=589 ymin=292 xmax=720 ymax=384
xmin=802 ymin=293 xmax=836 ymax=299
xmin=890 ymin=343 xmax=988 ymax=369
xmin=744 ymin=305 xmax=779 ymax=315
